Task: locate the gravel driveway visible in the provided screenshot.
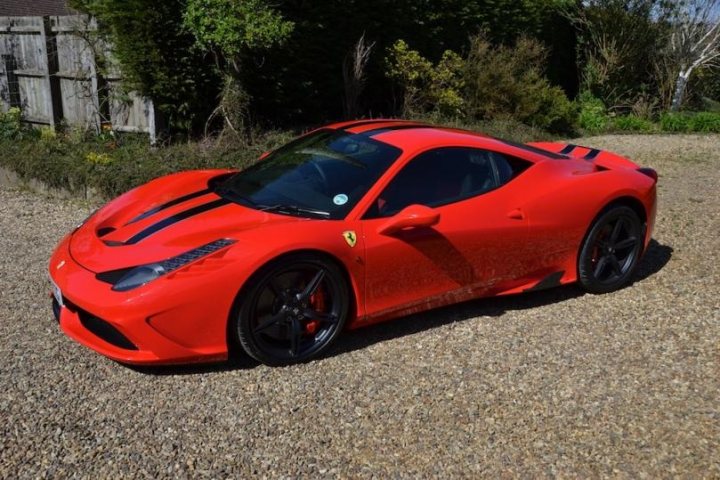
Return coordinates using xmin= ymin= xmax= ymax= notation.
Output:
xmin=1 ymin=135 xmax=718 ymax=478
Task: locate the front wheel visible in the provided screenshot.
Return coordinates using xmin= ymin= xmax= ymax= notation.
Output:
xmin=234 ymin=253 xmax=349 ymax=366
xmin=578 ymin=206 xmax=644 ymax=294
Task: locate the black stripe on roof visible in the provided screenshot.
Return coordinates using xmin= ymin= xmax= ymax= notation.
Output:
xmin=355 ymin=124 xmax=435 ymax=137
xmin=559 ymin=144 xmax=577 ymax=154
xmin=584 ymin=148 xmax=601 ymax=161
xmin=339 ymin=119 xmax=407 ymax=130
xmin=121 ymin=198 xmax=231 ymax=245
xmin=497 ymin=139 xmax=568 ymax=160
xmin=125 ymin=188 xmax=212 ymax=225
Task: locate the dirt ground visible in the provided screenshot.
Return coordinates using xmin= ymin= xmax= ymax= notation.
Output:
xmin=0 ymin=134 xmax=718 ymax=477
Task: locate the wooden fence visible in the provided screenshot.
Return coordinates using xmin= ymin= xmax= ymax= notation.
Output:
xmin=0 ymin=15 xmax=156 ymax=142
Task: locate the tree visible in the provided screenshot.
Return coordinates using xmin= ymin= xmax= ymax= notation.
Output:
xmin=183 ymin=0 xmax=293 ymax=134
xmin=667 ymin=0 xmax=720 ymax=111
xmin=565 ymin=0 xmax=675 ymax=111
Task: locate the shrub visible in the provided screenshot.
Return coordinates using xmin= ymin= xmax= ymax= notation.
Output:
xmin=0 ymin=108 xmax=37 ymax=141
xmin=690 ymin=112 xmax=720 ymax=133
xmin=659 ymin=112 xmax=691 ymax=132
xmin=0 ymin=129 xmax=294 ymax=199
xmin=463 ymin=36 xmax=577 ymax=133
xmin=385 ymin=40 xmax=464 ymax=117
xmin=612 ymin=115 xmax=655 ymax=132
xmin=386 ymin=36 xmax=577 ymax=133
xmin=577 ymin=92 xmax=609 ymax=132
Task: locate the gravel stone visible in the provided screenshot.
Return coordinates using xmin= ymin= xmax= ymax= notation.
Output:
xmin=0 ymin=134 xmax=718 ymax=477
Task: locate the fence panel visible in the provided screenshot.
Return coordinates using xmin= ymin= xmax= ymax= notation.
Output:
xmin=0 ymin=15 xmax=155 ymax=142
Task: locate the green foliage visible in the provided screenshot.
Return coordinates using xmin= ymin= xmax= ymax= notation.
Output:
xmin=0 ymin=130 xmax=294 ymax=199
xmin=577 ymin=92 xmax=610 ymax=132
xmin=659 ymin=112 xmax=692 ymax=132
xmin=461 ymin=36 xmax=577 ymax=132
xmin=386 ymin=36 xmax=577 ymax=133
xmin=569 ymin=0 xmax=677 ymax=110
xmin=611 ymin=115 xmax=655 ymax=133
xmin=70 ymin=0 xmax=221 ymax=134
xmin=0 ymin=108 xmax=39 ymax=141
xmin=385 ymin=40 xmax=464 ymax=117
xmin=662 ymin=112 xmax=720 ymax=133
xmin=241 ymin=0 xmax=576 ymax=124
xmin=183 ymin=0 xmax=293 ymax=57
xmin=690 ymin=112 xmax=720 ymax=133
xmin=0 ymin=108 xmax=23 ymax=140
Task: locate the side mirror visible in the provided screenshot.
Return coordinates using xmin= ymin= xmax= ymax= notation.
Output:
xmin=259 ymin=151 xmax=271 ymax=160
xmin=378 ymin=204 xmax=440 ymax=235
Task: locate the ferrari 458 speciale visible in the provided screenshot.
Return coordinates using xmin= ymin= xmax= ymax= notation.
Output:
xmin=49 ymin=119 xmax=657 ymax=366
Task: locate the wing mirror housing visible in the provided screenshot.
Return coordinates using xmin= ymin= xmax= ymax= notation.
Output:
xmin=378 ymin=204 xmax=440 ymax=235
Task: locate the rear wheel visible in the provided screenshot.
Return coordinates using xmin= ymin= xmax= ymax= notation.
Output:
xmin=578 ymin=206 xmax=643 ymax=294
xmin=234 ymin=253 xmax=349 ymax=366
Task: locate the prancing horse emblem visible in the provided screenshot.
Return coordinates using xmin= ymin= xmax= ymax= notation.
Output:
xmin=342 ymin=230 xmax=357 ymax=248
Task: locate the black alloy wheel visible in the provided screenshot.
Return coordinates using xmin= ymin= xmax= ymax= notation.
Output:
xmin=578 ymin=205 xmax=644 ymax=294
xmin=235 ymin=253 xmax=349 ymax=366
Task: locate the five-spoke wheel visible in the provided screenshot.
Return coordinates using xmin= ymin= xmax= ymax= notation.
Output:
xmin=578 ymin=205 xmax=644 ymax=293
xmin=234 ymin=253 xmax=349 ymax=365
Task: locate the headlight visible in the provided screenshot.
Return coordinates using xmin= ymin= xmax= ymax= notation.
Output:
xmin=111 ymin=238 xmax=236 ymax=292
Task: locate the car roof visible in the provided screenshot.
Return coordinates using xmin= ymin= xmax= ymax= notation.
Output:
xmin=325 ymin=119 xmax=565 ymax=161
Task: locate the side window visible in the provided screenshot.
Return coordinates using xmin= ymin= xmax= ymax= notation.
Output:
xmin=365 ymin=147 xmax=526 ymax=218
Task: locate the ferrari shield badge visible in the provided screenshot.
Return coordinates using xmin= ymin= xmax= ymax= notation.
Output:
xmin=342 ymin=230 xmax=357 ymax=248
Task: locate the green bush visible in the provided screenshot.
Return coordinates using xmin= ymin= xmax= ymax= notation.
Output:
xmin=577 ymin=92 xmax=609 ymax=133
xmin=659 ymin=112 xmax=720 ymax=133
xmin=462 ymin=36 xmax=577 ymax=133
xmin=690 ymin=112 xmax=720 ymax=133
xmin=0 ymin=130 xmax=293 ymax=199
xmin=386 ymin=36 xmax=577 ymax=134
xmin=612 ymin=115 xmax=655 ymax=132
xmin=659 ymin=113 xmax=691 ymax=132
xmin=0 ymin=108 xmax=38 ymax=141
xmin=385 ymin=40 xmax=464 ymax=117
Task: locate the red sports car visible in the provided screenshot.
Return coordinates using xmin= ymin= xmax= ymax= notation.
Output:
xmin=49 ymin=119 xmax=657 ymax=366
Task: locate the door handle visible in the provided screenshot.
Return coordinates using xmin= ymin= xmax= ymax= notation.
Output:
xmin=507 ymin=208 xmax=525 ymax=220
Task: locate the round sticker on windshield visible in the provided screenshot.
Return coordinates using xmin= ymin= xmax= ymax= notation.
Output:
xmin=333 ymin=194 xmax=349 ymax=205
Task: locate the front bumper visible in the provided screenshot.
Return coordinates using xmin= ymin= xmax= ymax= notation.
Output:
xmin=48 ymin=233 xmax=233 ymax=365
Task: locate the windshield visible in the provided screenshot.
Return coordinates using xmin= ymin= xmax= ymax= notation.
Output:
xmin=215 ymin=129 xmax=402 ymax=219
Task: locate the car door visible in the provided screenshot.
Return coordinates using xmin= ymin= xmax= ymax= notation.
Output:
xmin=359 ymin=147 xmax=532 ymax=321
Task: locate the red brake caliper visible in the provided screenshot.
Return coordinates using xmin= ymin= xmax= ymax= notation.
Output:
xmin=305 ymin=288 xmax=326 ymax=335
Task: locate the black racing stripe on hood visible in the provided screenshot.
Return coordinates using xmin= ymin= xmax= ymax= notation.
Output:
xmin=122 ymin=198 xmax=231 ymax=245
xmin=125 ymin=188 xmax=212 ymax=225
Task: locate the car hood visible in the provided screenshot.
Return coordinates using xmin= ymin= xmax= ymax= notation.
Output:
xmin=70 ymin=169 xmax=300 ymax=273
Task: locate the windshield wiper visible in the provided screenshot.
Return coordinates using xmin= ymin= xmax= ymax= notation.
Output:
xmin=259 ymin=203 xmax=330 ymax=219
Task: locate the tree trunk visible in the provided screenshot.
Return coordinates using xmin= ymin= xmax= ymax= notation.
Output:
xmin=670 ymin=69 xmax=691 ymax=112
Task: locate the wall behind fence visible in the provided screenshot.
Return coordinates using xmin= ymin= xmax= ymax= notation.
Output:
xmin=0 ymin=15 xmax=155 ymax=142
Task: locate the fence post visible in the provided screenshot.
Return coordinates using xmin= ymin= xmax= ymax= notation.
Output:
xmin=41 ymin=16 xmax=62 ymax=128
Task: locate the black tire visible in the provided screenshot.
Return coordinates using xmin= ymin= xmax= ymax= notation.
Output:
xmin=578 ymin=205 xmax=644 ymax=294
xmin=233 ymin=253 xmax=349 ymax=366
